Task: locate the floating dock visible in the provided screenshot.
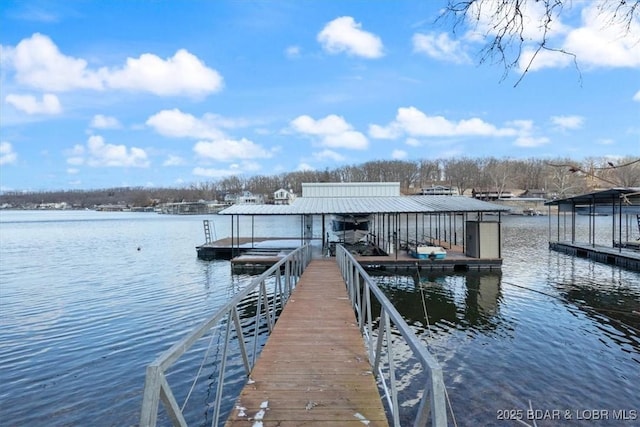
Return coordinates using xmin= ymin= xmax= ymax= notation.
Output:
xmin=199 ymin=236 xmax=502 ymax=273
xmin=545 ymin=188 xmax=640 ymax=271
xmin=225 ymin=259 xmax=389 ymax=426
xmin=197 ymin=237 xmax=321 ymax=273
xmin=197 ymin=237 xmax=305 ymax=259
xmin=550 ymin=241 xmax=640 ymax=271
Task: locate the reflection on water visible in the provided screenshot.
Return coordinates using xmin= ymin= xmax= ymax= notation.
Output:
xmin=548 ymin=258 xmax=640 ymax=365
xmin=0 ymin=212 xmax=638 ymax=426
xmin=372 ymin=271 xmax=506 ymax=334
xmin=370 ymin=216 xmax=640 ymax=426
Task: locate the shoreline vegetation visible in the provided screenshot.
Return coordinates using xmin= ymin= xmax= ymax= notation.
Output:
xmin=1 ymin=156 xmax=639 ymax=210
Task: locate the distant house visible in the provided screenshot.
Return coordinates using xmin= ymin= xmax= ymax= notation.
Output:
xmin=274 ymin=188 xmax=296 ymax=205
xmin=237 ymin=191 xmax=264 ymax=204
xmin=473 ymin=189 xmax=516 ymax=201
xmin=420 ymin=185 xmax=458 ymax=196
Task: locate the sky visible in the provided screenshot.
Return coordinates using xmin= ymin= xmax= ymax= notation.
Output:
xmin=0 ymin=0 xmax=638 ymax=192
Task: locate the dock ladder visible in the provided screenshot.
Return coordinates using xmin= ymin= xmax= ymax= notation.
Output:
xmin=203 ymin=219 xmax=213 ymax=244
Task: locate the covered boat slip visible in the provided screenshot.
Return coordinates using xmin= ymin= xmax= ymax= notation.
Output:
xmin=545 ymin=188 xmax=640 ymax=271
xmin=208 ymin=183 xmax=509 ymax=271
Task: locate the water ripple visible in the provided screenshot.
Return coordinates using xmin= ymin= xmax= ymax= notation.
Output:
xmin=1 ymin=212 xmax=639 ymax=426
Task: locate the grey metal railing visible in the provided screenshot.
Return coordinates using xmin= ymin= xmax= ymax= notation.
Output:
xmin=139 ymin=244 xmax=312 ymax=427
xmin=336 ymin=244 xmax=448 ymax=427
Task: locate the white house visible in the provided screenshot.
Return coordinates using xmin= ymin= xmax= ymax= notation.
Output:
xmin=237 ymin=191 xmax=264 ymax=204
xmin=273 ymin=188 xmax=296 ymax=205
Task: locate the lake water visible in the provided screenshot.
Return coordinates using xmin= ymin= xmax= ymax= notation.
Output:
xmin=0 ymin=211 xmax=638 ymax=426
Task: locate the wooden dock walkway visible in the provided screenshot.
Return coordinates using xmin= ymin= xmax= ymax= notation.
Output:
xmin=225 ymin=259 xmax=389 ymax=427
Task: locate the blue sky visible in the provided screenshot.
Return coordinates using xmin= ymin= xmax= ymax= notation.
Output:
xmin=1 ymin=0 xmax=638 ymax=191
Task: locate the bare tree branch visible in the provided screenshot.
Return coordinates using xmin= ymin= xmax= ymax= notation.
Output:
xmin=441 ymin=0 xmax=639 ymax=85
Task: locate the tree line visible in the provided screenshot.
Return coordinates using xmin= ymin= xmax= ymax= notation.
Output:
xmin=2 ymin=156 xmax=639 ymax=208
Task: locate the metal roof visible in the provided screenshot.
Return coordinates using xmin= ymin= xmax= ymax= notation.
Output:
xmin=218 ymin=195 xmax=510 ymax=215
xmin=301 ymin=182 xmax=400 ymax=197
xmin=545 ymin=188 xmax=640 ymax=206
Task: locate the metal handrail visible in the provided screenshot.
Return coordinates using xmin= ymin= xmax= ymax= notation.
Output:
xmin=139 ymin=244 xmax=312 ymax=427
xmin=336 ymin=244 xmax=448 ymax=427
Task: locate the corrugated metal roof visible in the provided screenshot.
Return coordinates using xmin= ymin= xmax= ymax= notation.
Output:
xmin=219 ymin=195 xmax=510 ymax=215
xmin=545 ymin=187 xmax=640 ymax=206
xmin=302 ymin=182 xmax=400 ymax=197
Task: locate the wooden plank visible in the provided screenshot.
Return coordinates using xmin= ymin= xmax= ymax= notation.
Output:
xmin=225 ymin=259 xmax=389 ymax=427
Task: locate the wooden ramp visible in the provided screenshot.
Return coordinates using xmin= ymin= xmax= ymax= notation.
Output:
xmin=225 ymin=259 xmax=389 ymax=427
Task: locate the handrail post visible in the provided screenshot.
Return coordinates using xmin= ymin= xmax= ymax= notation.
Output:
xmin=355 ymin=272 xmax=363 ymax=329
xmin=430 ymin=367 xmax=448 ymax=427
xmin=335 ymin=244 xmax=448 ymax=427
xmin=139 ymin=365 xmax=162 ymax=427
xmin=140 ymin=245 xmax=312 ymax=427
xmin=212 ymin=312 xmax=234 ymax=426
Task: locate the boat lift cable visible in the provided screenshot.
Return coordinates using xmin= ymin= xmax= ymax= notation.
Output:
xmin=182 ymin=324 xmax=220 ymax=412
xmin=416 ymin=269 xmax=459 ymax=427
xmin=182 ymin=273 xmax=235 ymax=414
xmin=502 ymin=279 xmax=640 ymax=334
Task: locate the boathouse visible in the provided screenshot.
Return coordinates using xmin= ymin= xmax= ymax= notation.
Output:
xmin=545 ymin=187 xmax=640 ymax=270
xmin=197 ymin=182 xmax=510 ymax=272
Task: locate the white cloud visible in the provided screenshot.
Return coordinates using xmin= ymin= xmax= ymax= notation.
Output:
xmin=146 ymin=109 xmax=226 ymax=140
xmin=405 ymin=137 xmax=421 ymax=147
xmin=519 ymin=2 xmax=640 ymax=71
xmin=0 ymin=141 xmax=18 ymax=165
xmin=368 ymin=123 xmax=402 ymax=140
xmin=412 ymin=33 xmax=471 ymax=64
xmin=633 ymin=90 xmax=640 ymax=102
xmin=5 ymin=93 xmax=61 ymax=114
xmin=391 ymin=149 xmax=407 ymax=160
xmin=472 ymin=0 xmax=569 ymax=43
xmin=193 ymin=138 xmax=272 ymax=161
xmin=291 ymin=114 xmax=368 ymax=149
xmin=67 ymin=168 xmax=79 ymax=174
xmin=432 ymin=1 xmax=637 ymax=72
xmin=551 ymin=115 xmax=584 ymax=130
xmin=87 ymin=135 xmax=149 ymax=167
xmin=372 ymin=108 xmax=550 ymax=149
xmin=507 ymin=119 xmax=534 ymax=133
xmin=105 ymin=49 xmax=223 ymax=96
xmin=2 ymin=33 xmax=103 ymax=91
xmin=322 ymin=131 xmax=368 ymax=149
xmin=163 ymin=155 xmax=186 ymax=166
xmin=291 ymin=114 xmax=351 ymax=135
xmin=2 ymin=33 xmax=223 ymax=96
xmin=313 ymin=149 xmax=346 ymax=162
xmin=514 ymin=135 xmax=550 ymax=147
xmin=506 ymin=119 xmax=549 ymax=147
xmin=285 ymin=45 xmax=301 ymax=58
xmin=90 ymin=114 xmax=121 ymax=129
xmin=370 ymin=106 xmax=517 ymax=138
xmin=66 ymin=135 xmax=150 ymax=167
xmin=317 ymin=16 xmax=384 ymax=59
